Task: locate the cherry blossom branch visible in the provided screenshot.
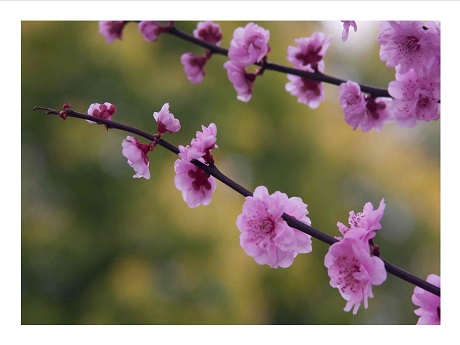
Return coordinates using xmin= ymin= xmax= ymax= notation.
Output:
xmin=166 ymin=24 xmax=392 ymax=98
xmin=33 ymin=105 xmax=440 ymax=298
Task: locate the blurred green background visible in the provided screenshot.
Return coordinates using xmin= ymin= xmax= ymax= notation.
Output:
xmin=21 ymin=21 xmax=440 ymax=325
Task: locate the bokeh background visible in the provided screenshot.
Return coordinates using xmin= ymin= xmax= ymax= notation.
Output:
xmin=21 ymin=21 xmax=440 ymax=325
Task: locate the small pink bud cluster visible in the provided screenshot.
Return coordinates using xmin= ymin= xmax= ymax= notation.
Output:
xmin=181 ymin=21 xmax=223 ymax=84
xmin=236 ymin=186 xmax=312 ymax=268
xmin=121 ymin=103 xmax=181 ymax=179
xmin=285 ymin=32 xmax=331 ymax=109
xmin=224 ymin=23 xmax=270 ymax=102
xmin=99 ymin=21 xmax=169 ymax=43
xmin=412 ymin=274 xmax=440 ymax=325
xmin=174 ymin=123 xmax=218 ymax=208
xmin=378 ymin=21 xmax=440 ymax=127
xmin=325 ymin=199 xmax=387 ymax=314
xmin=341 ymin=21 xmax=357 ymax=42
xmin=87 ymin=102 xmax=117 ymax=124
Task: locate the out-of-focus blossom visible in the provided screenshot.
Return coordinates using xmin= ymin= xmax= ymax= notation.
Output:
xmin=412 ymin=274 xmax=440 ymax=325
xmin=285 ymin=73 xmax=325 ymax=109
xmin=287 ymin=32 xmax=331 ymax=71
xmin=87 ymin=102 xmax=117 ymax=124
xmin=180 ymin=52 xmax=207 ymax=84
xmin=228 ymin=22 xmax=270 ymax=66
xmin=236 ymin=186 xmax=312 ymax=269
xmin=153 ymin=103 xmax=181 ymax=134
xmin=99 ymin=21 xmax=126 ymax=43
xmin=193 ymin=21 xmax=222 ymax=45
xmin=139 ymin=21 xmax=165 ymax=42
xmin=341 ymin=21 xmax=357 ymax=42
xmin=224 ymin=60 xmax=256 ymax=102
xmin=121 ymin=136 xmax=151 ymax=179
xmin=324 ymin=236 xmax=387 ymax=314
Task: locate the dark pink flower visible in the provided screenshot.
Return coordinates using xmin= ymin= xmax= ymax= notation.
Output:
xmin=87 ymin=102 xmax=117 ymax=124
xmin=193 ymin=21 xmax=222 ymax=45
xmin=174 ymin=158 xmax=217 ymax=208
xmin=153 ymin=103 xmax=181 ymax=134
xmin=223 ymin=60 xmax=256 ymax=102
xmin=99 ymin=21 xmax=126 ymax=43
xmin=341 ymin=21 xmax=357 ymax=42
xmin=339 ymin=81 xmax=392 ymax=132
xmin=287 ymin=32 xmax=331 ymax=71
xmin=138 ymin=21 xmax=165 ymax=42
xmin=324 ymin=236 xmax=387 ymax=314
xmin=412 ymin=274 xmax=440 ymax=325
xmin=180 ymin=52 xmax=207 ymax=84
xmin=228 ymin=22 xmax=270 ymax=66
xmin=121 ymin=136 xmax=151 ymax=179
xmin=236 ymin=186 xmax=312 ymax=269
xmin=285 ymin=73 xmax=325 ymax=109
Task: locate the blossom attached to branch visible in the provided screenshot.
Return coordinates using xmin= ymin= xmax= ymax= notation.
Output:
xmin=412 ymin=274 xmax=440 ymax=325
xmin=122 ymin=136 xmax=153 ymax=179
xmin=99 ymin=21 xmax=127 ymax=43
xmin=236 ymin=186 xmax=312 ymax=268
xmin=228 ymin=22 xmax=270 ymax=67
xmin=153 ymin=103 xmax=181 ymax=134
xmin=139 ymin=21 xmax=168 ymax=42
xmin=86 ymin=102 xmax=117 ymax=125
xmin=223 ymin=60 xmax=256 ymax=102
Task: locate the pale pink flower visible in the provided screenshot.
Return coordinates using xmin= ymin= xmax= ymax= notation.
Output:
xmin=174 ymin=158 xmax=217 ymax=208
xmin=378 ymin=21 xmax=439 ymax=74
xmin=138 ymin=21 xmax=165 ymax=42
xmin=121 ymin=136 xmax=151 ymax=179
xmin=177 ymin=144 xmax=205 ymax=162
xmin=99 ymin=21 xmax=126 ymax=43
xmin=412 ymin=274 xmax=440 ymax=325
xmin=287 ymin=32 xmax=331 ymax=71
xmin=228 ymin=22 xmax=270 ymax=66
xmin=191 ymin=123 xmax=218 ymax=154
xmin=180 ymin=52 xmax=207 ymax=84
xmin=324 ymin=236 xmax=387 ymax=314
xmin=153 ymin=103 xmax=181 ymax=134
xmin=388 ymin=68 xmax=440 ymax=127
xmin=337 ymin=198 xmax=386 ymax=243
xmin=87 ymin=102 xmax=117 ymax=124
xmin=285 ymin=73 xmax=325 ymax=109
xmin=236 ymin=186 xmax=312 ymax=269
xmin=341 ymin=21 xmax=357 ymax=42
xmin=223 ymin=60 xmax=256 ymax=102
xmin=193 ymin=21 xmax=222 ymax=45
xmin=339 ymin=81 xmax=392 ymax=132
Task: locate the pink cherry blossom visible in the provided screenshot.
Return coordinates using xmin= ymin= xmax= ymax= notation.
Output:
xmin=388 ymin=68 xmax=440 ymax=127
xmin=180 ymin=52 xmax=207 ymax=84
xmin=236 ymin=186 xmax=312 ymax=269
xmin=223 ymin=60 xmax=256 ymax=102
xmin=87 ymin=102 xmax=117 ymax=124
xmin=287 ymin=32 xmax=331 ymax=71
xmin=228 ymin=22 xmax=270 ymax=66
xmin=153 ymin=103 xmax=181 ymax=134
xmin=412 ymin=274 xmax=440 ymax=325
xmin=285 ymin=73 xmax=325 ymax=109
xmin=339 ymin=81 xmax=392 ymax=132
xmin=337 ymin=198 xmax=386 ymax=243
xmin=193 ymin=21 xmax=222 ymax=45
xmin=99 ymin=21 xmax=126 ymax=43
xmin=378 ymin=21 xmax=439 ymax=74
xmin=138 ymin=21 xmax=165 ymax=42
xmin=324 ymin=236 xmax=387 ymax=314
xmin=191 ymin=123 xmax=218 ymax=154
xmin=173 ymin=158 xmax=217 ymax=208
xmin=121 ymin=136 xmax=151 ymax=179
xmin=341 ymin=21 xmax=357 ymax=42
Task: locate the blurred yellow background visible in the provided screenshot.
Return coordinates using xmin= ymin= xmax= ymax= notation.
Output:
xmin=21 ymin=21 xmax=440 ymax=324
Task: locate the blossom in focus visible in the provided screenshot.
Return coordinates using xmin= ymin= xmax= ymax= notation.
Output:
xmin=193 ymin=21 xmax=222 ymax=45
xmin=180 ymin=52 xmax=207 ymax=84
xmin=138 ymin=21 xmax=164 ymax=42
xmin=378 ymin=21 xmax=440 ymax=74
xmin=121 ymin=136 xmax=151 ymax=179
xmin=324 ymin=236 xmax=387 ymax=314
xmin=341 ymin=21 xmax=357 ymax=42
xmin=224 ymin=60 xmax=256 ymax=102
xmin=287 ymin=32 xmax=331 ymax=71
xmin=339 ymin=81 xmax=392 ymax=132
xmin=337 ymin=198 xmax=386 ymax=243
xmin=174 ymin=158 xmax=217 ymax=208
xmin=228 ymin=22 xmax=270 ymax=66
xmin=388 ymin=68 xmax=440 ymax=127
xmin=99 ymin=21 xmax=126 ymax=43
xmin=191 ymin=123 xmax=218 ymax=154
xmin=153 ymin=103 xmax=181 ymax=134
xmin=285 ymin=73 xmax=325 ymax=109
xmin=236 ymin=186 xmax=312 ymax=269
xmin=412 ymin=274 xmax=440 ymax=325
xmin=87 ymin=102 xmax=117 ymax=124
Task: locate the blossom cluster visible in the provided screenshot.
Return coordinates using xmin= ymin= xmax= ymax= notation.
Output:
xmin=412 ymin=274 xmax=440 ymax=325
